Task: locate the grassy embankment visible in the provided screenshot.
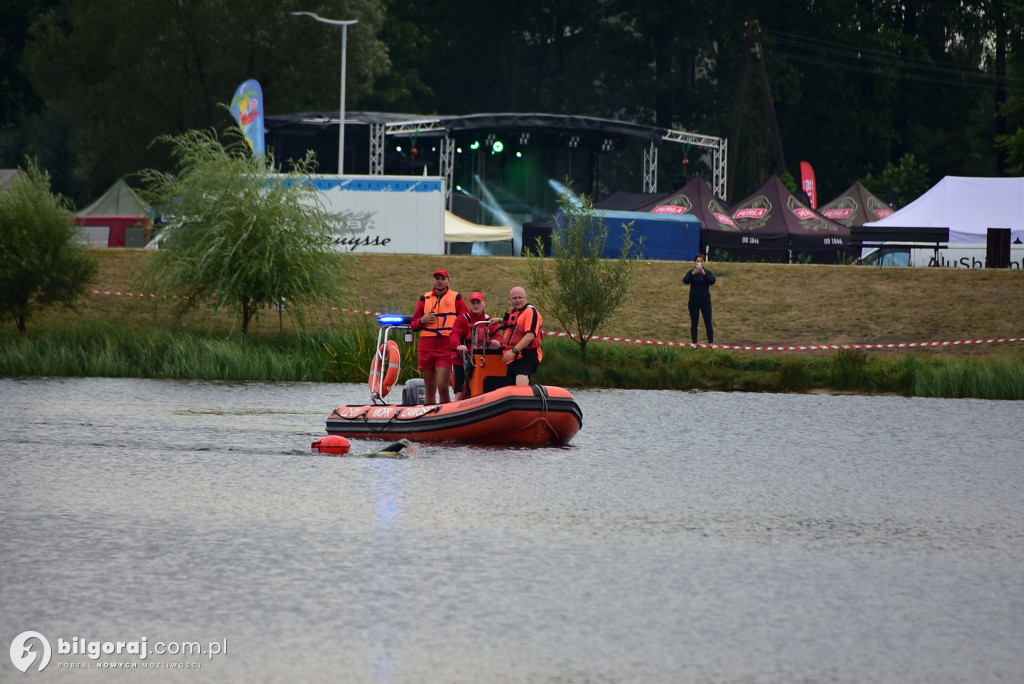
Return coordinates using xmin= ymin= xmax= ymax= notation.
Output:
xmin=2 ymin=249 xmax=1023 ymax=398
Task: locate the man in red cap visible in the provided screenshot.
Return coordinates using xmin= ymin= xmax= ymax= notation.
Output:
xmin=449 ymin=290 xmax=499 ymax=399
xmin=410 ymin=267 xmax=470 ymax=404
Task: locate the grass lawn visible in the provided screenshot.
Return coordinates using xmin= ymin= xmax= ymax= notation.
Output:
xmin=47 ymin=249 xmax=1024 ymax=359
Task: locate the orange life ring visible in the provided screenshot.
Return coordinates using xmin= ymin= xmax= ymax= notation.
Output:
xmin=369 ymin=340 xmax=401 ymax=397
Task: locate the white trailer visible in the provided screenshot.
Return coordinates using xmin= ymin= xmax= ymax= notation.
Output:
xmin=858 ymin=243 xmax=1024 ymax=268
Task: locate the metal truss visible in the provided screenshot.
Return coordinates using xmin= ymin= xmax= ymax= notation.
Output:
xmin=660 ymin=128 xmax=724 ymax=150
xmin=366 ymin=116 xmax=729 ymax=200
xmin=440 ymin=137 xmax=455 ymax=210
xmin=383 ymin=119 xmax=447 ymax=136
xmin=369 ymin=119 xmax=446 ymax=177
xmin=660 ymin=128 xmax=728 ymax=200
xmin=711 ymin=138 xmax=728 ymax=200
xmin=642 ymin=143 xmax=658 ymax=193
xmin=369 ymin=123 xmax=386 ymax=175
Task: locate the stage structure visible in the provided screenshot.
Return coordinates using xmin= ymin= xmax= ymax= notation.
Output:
xmin=265 ymin=112 xmax=727 ymax=219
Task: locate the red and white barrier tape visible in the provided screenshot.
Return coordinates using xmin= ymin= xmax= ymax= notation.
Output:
xmin=92 ymin=290 xmax=178 ymax=299
xmin=541 ymin=331 xmax=1024 ymax=351
xmin=89 ymin=290 xmax=1023 ymax=351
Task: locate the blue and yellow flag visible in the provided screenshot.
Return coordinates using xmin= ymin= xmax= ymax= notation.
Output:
xmin=230 ymin=79 xmax=266 ymax=157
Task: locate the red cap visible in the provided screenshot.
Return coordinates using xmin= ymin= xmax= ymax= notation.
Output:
xmin=433 ymin=268 xmax=450 ymax=279
xmin=470 ymin=291 xmax=485 ymax=301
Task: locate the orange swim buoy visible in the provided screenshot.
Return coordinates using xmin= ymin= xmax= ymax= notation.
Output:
xmin=311 ymin=434 xmax=351 ymax=455
xmin=369 ymin=340 xmax=401 ymax=397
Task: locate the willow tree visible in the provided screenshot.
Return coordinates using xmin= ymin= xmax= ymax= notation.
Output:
xmin=0 ymin=158 xmax=98 ymax=333
xmin=139 ymin=127 xmax=349 ymax=334
xmin=523 ymin=190 xmax=642 ymax=359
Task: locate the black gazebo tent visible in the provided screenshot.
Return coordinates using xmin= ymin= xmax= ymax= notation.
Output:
xmin=817 ymin=181 xmax=895 ymax=228
xmin=717 ymin=176 xmax=854 ymax=263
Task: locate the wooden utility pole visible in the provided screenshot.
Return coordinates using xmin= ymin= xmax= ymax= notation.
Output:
xmin=728 ymin=20 xmax=787 ymax=199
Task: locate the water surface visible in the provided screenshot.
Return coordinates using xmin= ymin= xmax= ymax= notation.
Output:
xmin=1 ymin=378 xmax=1021 ymax=682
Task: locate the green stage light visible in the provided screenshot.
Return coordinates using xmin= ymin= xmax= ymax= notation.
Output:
xmin=470 ymin=141 xmax=480 ymax=150
xmin=492 ymin=140 xmax=504 ymax=153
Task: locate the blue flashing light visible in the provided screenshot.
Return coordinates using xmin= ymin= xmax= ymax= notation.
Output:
xmin=377 ymin=314 xmax=411 ymax=326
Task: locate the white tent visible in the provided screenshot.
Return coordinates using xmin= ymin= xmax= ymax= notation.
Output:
xmin=78 ymin=178 xmax=150 ymax=217
xmin=444 ymin=211 xmax=513 ymax=243
xmin=0 ymin=169 xmax=25 ymax=192
xmin=865 ymin=176 xmax=1024 ymax=244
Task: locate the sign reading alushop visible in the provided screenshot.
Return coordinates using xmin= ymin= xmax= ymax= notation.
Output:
xmin=311 ymin=175 xmax=445 ymax=255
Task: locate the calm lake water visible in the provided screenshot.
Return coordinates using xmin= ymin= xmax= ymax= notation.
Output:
xmin=1 ymin=377 xmax=1022 ymax=683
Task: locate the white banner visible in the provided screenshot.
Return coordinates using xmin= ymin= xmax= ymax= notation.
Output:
xmin=312 ymin=175 xmax=445 ymax=255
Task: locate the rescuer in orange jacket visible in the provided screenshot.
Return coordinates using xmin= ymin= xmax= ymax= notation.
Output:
xmin=411 ymin=267 xmax=470 ymax=404
xmin=449 ymin=291 xmax=499 ymax=400
xmin=489 ymin=286 xmax=543 ymax=386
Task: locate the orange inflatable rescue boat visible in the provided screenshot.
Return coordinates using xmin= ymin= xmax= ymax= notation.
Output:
xmin=321 ymin=315 xmax=583 ymax=445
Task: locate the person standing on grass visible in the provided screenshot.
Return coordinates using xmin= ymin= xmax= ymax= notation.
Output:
xmin=683 ymin=254 xmax=716 ymax=346
xmin=411 ymin=267 xmax=470 ymax=404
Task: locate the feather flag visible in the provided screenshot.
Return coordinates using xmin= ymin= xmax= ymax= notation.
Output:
xmin=799 ymin=160 xmax=817 ymax=209
xmin=230 ymin=79 xmax=266 ymax=157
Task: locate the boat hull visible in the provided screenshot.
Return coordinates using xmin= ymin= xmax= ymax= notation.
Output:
xmin=325 ymin=385 xmax=582 ymax=445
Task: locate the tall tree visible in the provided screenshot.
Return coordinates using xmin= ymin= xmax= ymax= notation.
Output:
xmin=9 ymin=0 xmax=1024 ymax=210
xmin=995 ymin=0 xmax=1024 ymax=173
xmin=0 ymin=158 xmax=98 ymax=333
xmin=23 ymin=0 xmax=388 ymax=203
xmin=729 ymin=0 xmax=1009 ymax=200
xmin=0 ymin=1 xmax=73 ymax=198
xmin=138 ymin=126 xmax=350 ymax=334
xmin=523 ymin=190 xmax=641 ymax=359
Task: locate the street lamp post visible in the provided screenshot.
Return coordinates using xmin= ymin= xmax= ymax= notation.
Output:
xmin=292 ymin=12 xmax=358 ymax=175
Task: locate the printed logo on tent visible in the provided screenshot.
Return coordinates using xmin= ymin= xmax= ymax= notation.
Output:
xmin=713 ymin=212 xmax=738 ymax=229
xmin=702 ymin=198 xmax=738 ymax=230
xmin=732 ymin=196 xmax=772 ymax=230
xmin=820 ymin=197 xmax=858 ymax=225
xmin=867 ymin=196 xmax=894 ymax=219
xmin=653 ymin=195 xmax=692 ymax=215
xmin=822 ymin=208 xmax=854 ymax=220
xmin=787 ymin=195 xmax=837 ymax=232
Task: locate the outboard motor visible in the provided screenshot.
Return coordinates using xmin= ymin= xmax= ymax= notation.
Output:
xmin=402 ymin=378 xmax=426 ymax=406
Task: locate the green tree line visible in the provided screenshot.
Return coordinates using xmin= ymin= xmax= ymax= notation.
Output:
xmin=3 ymin=0 xmax=1024 ymax=207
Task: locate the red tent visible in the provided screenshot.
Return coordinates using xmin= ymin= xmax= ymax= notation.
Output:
xmin=76 ymin=179 xmax=151 ymax=247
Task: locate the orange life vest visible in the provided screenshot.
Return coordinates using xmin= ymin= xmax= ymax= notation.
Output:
xmin=500 ymin=304 xmax=543 ymax=360
xmin=420 ymin=288 xmax=459 ymax=337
